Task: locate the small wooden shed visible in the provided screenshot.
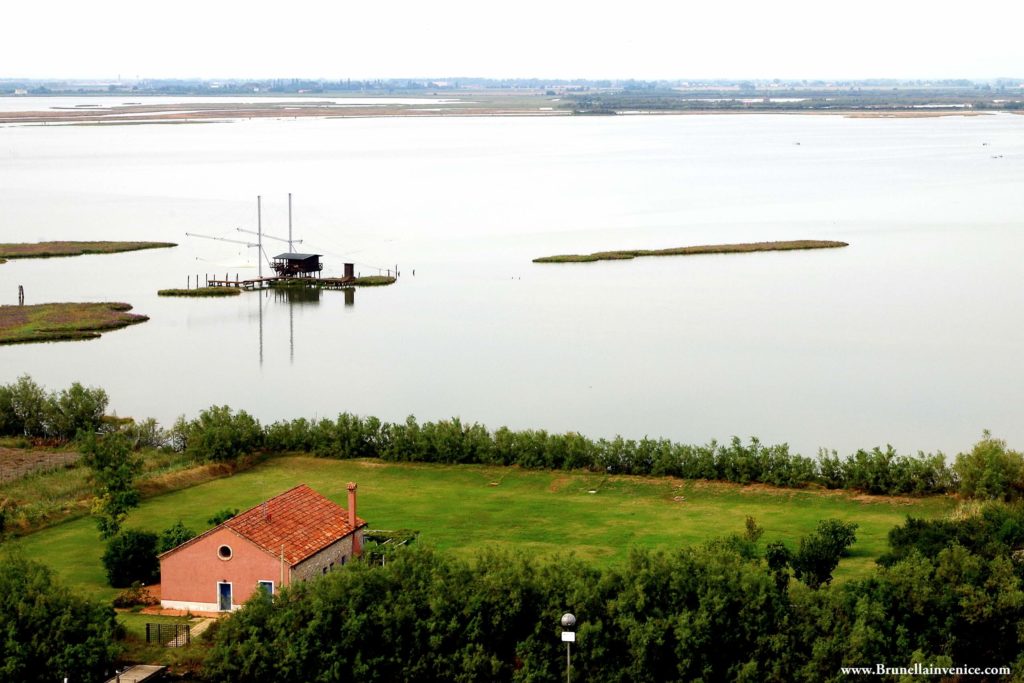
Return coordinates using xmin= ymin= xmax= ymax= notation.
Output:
xmin=272 ymin=252 xmax=323 ymax=278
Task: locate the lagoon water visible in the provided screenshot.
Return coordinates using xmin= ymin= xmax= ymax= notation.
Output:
xmin=1 ymin=105 xmax=1022 ymax=456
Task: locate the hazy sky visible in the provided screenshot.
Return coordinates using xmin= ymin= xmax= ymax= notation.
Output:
xmin=4 ymin=0 xmax=1022 ymax=80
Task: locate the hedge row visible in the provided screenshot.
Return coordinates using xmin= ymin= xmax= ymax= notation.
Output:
xmin=174 ymin=408 xmax=958 ymax=496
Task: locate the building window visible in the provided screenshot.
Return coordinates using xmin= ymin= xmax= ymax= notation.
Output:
xmin=258 ymin=580 xmax=274 ymax=596
xmin=218 ymin=545 xmax=233 ymax=561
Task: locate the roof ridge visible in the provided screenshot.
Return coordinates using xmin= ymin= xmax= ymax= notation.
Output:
xmin=158 ymin=484 xmax=363 ymax=565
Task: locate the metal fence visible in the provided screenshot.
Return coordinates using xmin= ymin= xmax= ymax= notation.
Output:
xmin=145 ymin=622 xmax=190 ymax=647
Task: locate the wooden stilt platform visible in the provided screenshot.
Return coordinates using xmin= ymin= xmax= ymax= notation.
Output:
xmin=204 ymin=276 xmax=356 ymax=291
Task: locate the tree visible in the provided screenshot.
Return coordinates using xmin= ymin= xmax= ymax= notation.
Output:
xmin=792 ymin=519 xmax=858 ymax=589
xmin=102 ymin=529 xmax=159 ymax=587
xmin=955 ymin=431 xmax=1023 ymax=500
xmin=175 ymin=405 xmax=263 ymax=461
xmin=0 ymin=375 xmax=48 ymax=437
xmin=0 ymin=554 xmax=119 ymax=682
xmin=47 ymin=382 xmax=108 ymax=440
xmin=158 ymin=520 xmax=196 ymax=553
xmin=80 ymin=432 xmax=142 ymax=538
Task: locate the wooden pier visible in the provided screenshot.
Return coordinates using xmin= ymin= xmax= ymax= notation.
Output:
xmin=104 ymin=664 xmax=165 ymax=683
xmin=204 ymin=275 xmax=357 ymax=290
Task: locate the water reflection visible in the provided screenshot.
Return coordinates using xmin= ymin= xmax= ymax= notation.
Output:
xmin=271 ymin=284 xmax=323 ymax=305
xmin=256 ymin=285 xmax=355 ymax=365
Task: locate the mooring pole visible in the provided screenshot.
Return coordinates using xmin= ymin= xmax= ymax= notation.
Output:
xmin=18 ymin=285 xmax=24 ymax=306
xmin=288 ymin=192 xmax=293 ymax=253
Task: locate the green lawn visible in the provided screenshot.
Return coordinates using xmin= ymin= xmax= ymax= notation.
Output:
xmin=12 ymin=456 xmax=955 ymax=601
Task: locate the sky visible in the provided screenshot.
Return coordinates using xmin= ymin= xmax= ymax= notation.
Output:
xmin=3 ymin=0 xmax=1023 ymax=81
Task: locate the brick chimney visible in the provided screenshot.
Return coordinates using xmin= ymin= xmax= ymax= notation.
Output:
xmin=347 ymin=482 xmax=361 ymax=556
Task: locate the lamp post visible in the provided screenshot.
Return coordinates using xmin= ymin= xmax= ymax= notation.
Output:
xmin=560 ymin=613 xmax=576 ymax=683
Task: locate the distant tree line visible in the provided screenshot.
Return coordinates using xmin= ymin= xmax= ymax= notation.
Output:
xmin=3 ymin=376 xmax=1022 ymax=503
xmin=169 ymin=407 xmax=1024 ymax=499
xmin=561 ymin=88 xmax=1024 ymax=113
xmin=202 ymin=503 xmax=1024 ymax=682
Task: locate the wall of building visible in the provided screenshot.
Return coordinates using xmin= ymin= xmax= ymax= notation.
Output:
xmin=160 ymin=528 xmax=284 ymax=611
xmin=291 ymin=530 xmax=363 ymax=582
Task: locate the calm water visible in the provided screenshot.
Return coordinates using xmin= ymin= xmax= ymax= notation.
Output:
xmin=2 ymin=106 xmax=1022 ymax=456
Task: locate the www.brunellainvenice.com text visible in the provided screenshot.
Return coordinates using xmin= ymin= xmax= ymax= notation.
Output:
xmin=840 ymin=663 xmax=1011 ymax=677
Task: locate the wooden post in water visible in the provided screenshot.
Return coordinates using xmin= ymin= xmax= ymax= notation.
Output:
xmin=18 ymin=285 xmax=24 ymax=306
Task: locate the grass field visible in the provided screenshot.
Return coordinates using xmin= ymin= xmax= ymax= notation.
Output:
xmin=533 ymin=240 xmax=849 ymax=263
xmin=10 ymin=456 xmax=955 ymax=602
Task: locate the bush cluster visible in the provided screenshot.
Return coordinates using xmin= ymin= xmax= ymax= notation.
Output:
xmin=0 ymin=555 xmax=119 ymax=683
xmin=953 ymin=430 xmax=1024 ymax=500
xmin=0 ymin=375 xmax=107 ymax=441
xmin=204 ymin=506 xmax=1024 ymax=683
xmin=101 ymin=529 xmax=159 ymax=587
xmin=170 ymin=405 xmax=263 ymax=461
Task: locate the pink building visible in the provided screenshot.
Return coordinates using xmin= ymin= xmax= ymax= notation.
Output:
xmin=159 ymin=483 xmax=367 ymax=612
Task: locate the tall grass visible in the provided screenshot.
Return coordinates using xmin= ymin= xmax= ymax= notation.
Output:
xmin=0 ymin=448 xmax=206 ymax=533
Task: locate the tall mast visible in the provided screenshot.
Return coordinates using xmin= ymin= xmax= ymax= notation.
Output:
xmin=288 ymin=192 xmax=294 ymax=253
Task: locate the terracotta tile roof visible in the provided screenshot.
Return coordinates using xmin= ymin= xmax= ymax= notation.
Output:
xmin=223 ymin=484 xmax=366 ymax=565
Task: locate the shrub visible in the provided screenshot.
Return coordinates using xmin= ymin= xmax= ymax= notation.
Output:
xmin=102 ymin=529 xmax=159 ymax=587
xmin=954 ymin=431 xmax=1023 ymax=500
xmin=792 ymin=518 xmax=859 ymax=589
xmin=0 ymin=376 xmax=108 ymax=441
xmin=0 ymin=555 xmax=119 ymax=683
xmin=208 ymin=508 xmax=240 ymax=526
xmin=47 ymin=382 xmax=108 ymax=440
xmin=122 ymin=417 xmax=167 ymax=450
xmin=158 ymin=520 xmax=197 ymax=553
xmin=80 ymin=432 xmax=142 ymax=538
xmin=112 ymin=581 xmax=159 ymax=608
xmin=2 ymin=375 xmax=49 ymax=438
xmin=176 ymin=405 xmax=264 ymax=461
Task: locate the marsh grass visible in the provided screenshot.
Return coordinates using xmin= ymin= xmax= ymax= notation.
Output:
xmin=0 ymin=241 xmax=175 ymax=260
xmin=0 ymin=302 xmax=148 ymax=344
xmin=157 ymin=288 xmax=240 ymax=297
xmin=349 ymin=276 xmax=396 ymax=286
xmin=534 ymin=240 xmax=849 ymax=263
xmin=0 ymin=448 xmax=209 ymax=533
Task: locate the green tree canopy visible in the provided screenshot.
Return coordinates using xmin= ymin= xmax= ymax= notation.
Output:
xmin=0 ymin=554 xmax=118 ymax=683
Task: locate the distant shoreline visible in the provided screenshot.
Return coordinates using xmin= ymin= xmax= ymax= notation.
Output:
xmin=533 ymin=240 xmax=849 ymax=263
xmin=0 ymin=99 xmax=1001 ymax=126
